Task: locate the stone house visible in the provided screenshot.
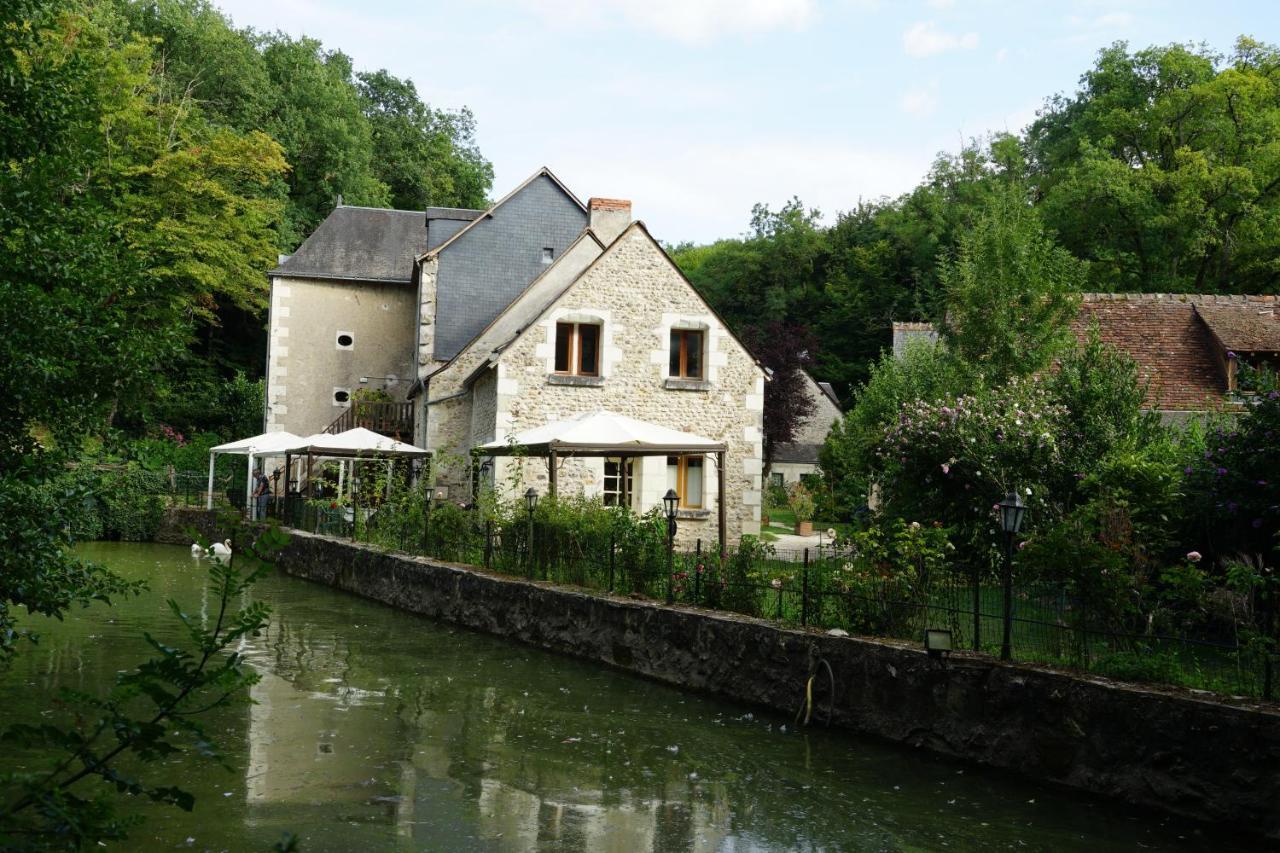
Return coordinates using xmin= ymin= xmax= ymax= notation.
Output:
xmin=892 ymin=293 xmax=1280 ymax=418
xmin=769 ymin=373 xmax=842 ymax=488
xmin=265 ymin=168 xmax=765 ymax=544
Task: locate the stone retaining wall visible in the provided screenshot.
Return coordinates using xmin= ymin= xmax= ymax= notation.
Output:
xmin=154 ymin=506 xmax=241 ymax=546
xmin=274 ymin=529 xmax=1280 ymax=841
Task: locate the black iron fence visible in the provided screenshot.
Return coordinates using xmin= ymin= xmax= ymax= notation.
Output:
xmin=271 ymin=502 xmax=1274 ymax=701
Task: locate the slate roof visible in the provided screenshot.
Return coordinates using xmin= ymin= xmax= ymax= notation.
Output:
xmin=426 ymin=169 xmax=589 ymax=360
xmin=270 ymin=206 xmax=426 ymax=283
xmin=774 ymin=442 xmax=822 ymax=464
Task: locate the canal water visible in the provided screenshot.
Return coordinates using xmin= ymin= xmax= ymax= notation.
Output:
xmin=0 ymin=543 xmax=1242 ymax=852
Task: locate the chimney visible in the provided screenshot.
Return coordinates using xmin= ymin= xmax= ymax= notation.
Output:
xmin=588 ymin=197 xmax=632 ymax=244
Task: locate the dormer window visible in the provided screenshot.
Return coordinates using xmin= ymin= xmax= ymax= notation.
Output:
xmin=555 ymin=322 xmax=600 ymax=376
xmin=541 ymin=247 xmax=554 ymax=265
xmin=669 ymin=329 xmax=704 ymax=379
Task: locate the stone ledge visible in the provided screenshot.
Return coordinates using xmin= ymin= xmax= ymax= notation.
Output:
xmin=274 ymin=529 xmax=1280 ymax=844
xmin=546 ymin=374 xmax=605 ymax=388
xmin=663 ymin=378 xmax=713 ymax=392
xmin=676 ymin=509 xmax=711 ymax=521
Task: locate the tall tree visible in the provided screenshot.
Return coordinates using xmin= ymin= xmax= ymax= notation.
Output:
xmin=259 ymin=34 xmax=390 ymax=245
xmin=741 ymin=322 xmax=818 ymax=478
xmin=938 ymin=184 xmax=1085 ymax=384
xmin=1029 ymin=37 xmax=1280 ymax=293
xmin=357 ymin=69 xmax=493 ymax=211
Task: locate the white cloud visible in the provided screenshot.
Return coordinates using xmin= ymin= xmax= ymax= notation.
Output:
xmin=903 ymin=20 xmax=979 ymax=58
xmin=512 ymin=0 xmax=818 ymax=43
xmin=994 ymin=47 xmax=1009 ymax=63
xmin=901 ymin=81 xmax=940 ymax=118
xmin=927 ymin=0 xmax=956 ymax=8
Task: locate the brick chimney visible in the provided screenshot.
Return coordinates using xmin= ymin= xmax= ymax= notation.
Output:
xmin=588 ymin=197 xmax=632 ymax=244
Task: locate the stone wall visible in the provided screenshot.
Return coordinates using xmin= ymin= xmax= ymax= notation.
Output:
xmin=154 ymin=507 xmax=239 ymax=546
xmin=275 ymin=530 xmax=1280 ymax=842
xmin=266 ymin=275 xmax=417 ymax=437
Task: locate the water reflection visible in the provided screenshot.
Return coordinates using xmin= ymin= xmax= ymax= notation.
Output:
xmin=0 ymin=544 xmax=1238 ymax=852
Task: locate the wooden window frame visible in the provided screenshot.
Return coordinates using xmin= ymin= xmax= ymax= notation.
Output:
xmin=669 ymin=329 xmax=705 ymax=380
xmin=666 ymin=454 xmax=704 ymax=510
xmin=555 ymin=322 xmax=601 ymax=377
xmin=603 ymin=457 xmax=633 ymax=508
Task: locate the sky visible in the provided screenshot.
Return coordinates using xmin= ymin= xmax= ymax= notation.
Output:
xmin=212 ymin=0 xmax=1278 ymax=244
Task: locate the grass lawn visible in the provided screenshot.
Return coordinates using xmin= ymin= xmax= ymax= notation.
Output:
xmin=759 ymin=507 xmax=852 ymax=539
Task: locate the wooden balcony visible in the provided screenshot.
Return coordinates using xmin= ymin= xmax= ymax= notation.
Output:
xmin=325 ymin=400 xmax=414 ymax=442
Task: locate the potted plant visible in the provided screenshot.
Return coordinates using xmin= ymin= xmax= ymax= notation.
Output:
xmin=788 ymin=482 xmax=815 ymax=536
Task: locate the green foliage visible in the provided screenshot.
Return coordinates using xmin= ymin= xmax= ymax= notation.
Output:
xmin=1029 ymin=37 xmax=1280 ymax=293
xmin=0 ymin=524 xmax=288 ymax=848
xmin=938 ymin=184 xmax=1085 ymax=384
xmin=357 ymin=69 xmax=493 ymax=212
xmin=819 ymin=339 xmax=974 ymax=515
xmin=786 ymin=482 xmax=815 ymax=523
xmin=1185 ymin=364 xmax=1280 ymax=557
xmin=877 ymin=378 xmax=1066 ymax=535
xmin=1046 ymin=326 xmax=1160 ymax=474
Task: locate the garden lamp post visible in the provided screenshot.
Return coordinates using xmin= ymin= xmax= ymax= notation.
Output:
xmin=524 ymin=487 xmax=538 ymax=577
xmin=663 ymin=488 xmax=679 ymax=604
xmin=997 ymin=491 xmax=1027 ymax=661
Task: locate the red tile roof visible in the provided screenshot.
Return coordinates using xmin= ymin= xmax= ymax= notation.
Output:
xmin=1073 ymin=294 xmax=1279 ymax=411
xmin=1194 ymin=303 xmax=1280 ymax=353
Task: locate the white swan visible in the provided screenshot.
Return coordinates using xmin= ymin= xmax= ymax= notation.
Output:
xmin=191 ymin=542 xmax=204 ymax=556
xmin=211 ymin=539 xmax=232 ymax=559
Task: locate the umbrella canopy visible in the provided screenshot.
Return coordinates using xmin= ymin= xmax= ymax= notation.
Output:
xmin=479 ymin=410 xmax=725 ymax=455
xmin=206 ymin=431 xmax=305 ymax=511
xmin=209 ymin=431 xmax=304 ymax=455
xmin=284 ymin=427 xmax=430 ymax=459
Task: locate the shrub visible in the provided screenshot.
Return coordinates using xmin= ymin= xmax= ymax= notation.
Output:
xmin=820 ymin=339 xmax=975 ymax=517
xmin=787 ymin=482 xmax=815 ymax=523
xmin=876 ymin=377 xmax=1066 ymax=540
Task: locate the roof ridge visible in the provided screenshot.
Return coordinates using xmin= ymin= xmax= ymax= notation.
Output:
xmin=1082 ymin=292 xmax=1279 ymax=303
xmin=418 ymin=166 xmax=585 ymax=261
xmin=334 ymin=204 xmax=424 ymax=215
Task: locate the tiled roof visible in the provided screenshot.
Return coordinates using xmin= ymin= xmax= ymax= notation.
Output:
xmin=1194 ymin=303 xmax=1280 ymax=353
xmin=899 ymin=294 xmax=1277 ymax=412
xmin=1072 ymin=296 xmax=1223 ymax=411
xmin=1073 ymin=294 xmax=1278 ymax=411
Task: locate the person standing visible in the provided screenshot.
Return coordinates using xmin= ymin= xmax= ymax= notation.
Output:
xmin=252 ymin=469 xmax=271 ymax=520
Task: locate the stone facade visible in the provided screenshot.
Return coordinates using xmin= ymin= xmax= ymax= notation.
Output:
xmin=425 ymin=223 xmax=765 ymax=544
xmin=770 ymin=372 xmax=843 ymax=485
xmin=265 ymin=275 xmax=417 ymax=437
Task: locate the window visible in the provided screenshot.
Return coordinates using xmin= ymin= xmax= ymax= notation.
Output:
xmin=541 ymin=247 xmax=554 ymax=265
xmin=332 ymin=388 xmax=351 ymax=405
xmin=669 ymin=329 xmax=704 ymax=379
xmin=603 ymin=458 xmax=633 ymax=507
xmin=666 ymin=455 xmax=704 ymax=509
xmin=554 ymin=322 xmax=600 ymax=376
xmin=336 ymin=331 xmax=354 ymax=349
xmin=770 ymin=472 xmax=784 ymax=489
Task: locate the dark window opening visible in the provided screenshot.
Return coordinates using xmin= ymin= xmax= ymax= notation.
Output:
xmin=336 ymin=333 xmax=354 ymax=348
xmin=669 ymin=329 xmax=704 ymax=379
xmin=554 ymin=322 xmax=601 ymax=376
xmin=333 ymin=390 xmax=350 ymax=403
